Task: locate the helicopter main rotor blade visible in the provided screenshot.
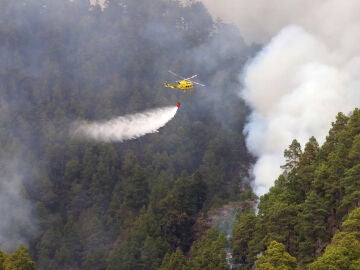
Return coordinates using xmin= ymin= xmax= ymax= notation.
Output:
xmin=191 ymin=81 xmax=205 ymax=87
xmin=168 ymin=70 xmax=185 ymax=80
xmin=168 ymin=70 xmax=205 ymax=86
xmin=184 ymin=74 xmax=198 ymax=81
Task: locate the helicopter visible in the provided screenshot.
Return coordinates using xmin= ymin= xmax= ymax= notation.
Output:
xmin=163 ymin=70 xmax=205 ymax=91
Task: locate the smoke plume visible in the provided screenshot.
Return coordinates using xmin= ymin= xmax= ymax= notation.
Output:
xmin=72 ymin=105 xmax=179 ymax=142
xmin=200 ymin=1 xmax=360 ymax=195
xmin=0 ymin=158 xmax=37 ymax=251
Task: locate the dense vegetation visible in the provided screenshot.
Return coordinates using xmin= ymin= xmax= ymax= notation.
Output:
xmin=3 ymin=0 xmax=360 ymax=269
xmin=0 ymin=0 xmax=254 ymax=269
xmin=0 ymin=245 xmax=35 ymax=270
xmin=232 ymin=109 xmax=360 ymax=269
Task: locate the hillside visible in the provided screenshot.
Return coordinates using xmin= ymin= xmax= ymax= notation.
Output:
xmin=2 ymin=1 xmax=359 ymax=270
xmin=0 ymin=0 xmax=254 ymax=269
xmin=233 ymin=109 xmax=360 ymax=269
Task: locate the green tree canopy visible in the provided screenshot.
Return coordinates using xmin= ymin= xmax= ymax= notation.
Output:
xmin=255 ymin=241 xmax=297 ymax=270
xmin=3 ymin=245 xmax=35 ymax=270
xmin=159 ymin=249 xmax=187 ymax=270
xmin=308 ymin=207 xmax=360 ymax=270
xmin=187 ymin=228 xmax=228 ymax=270
xmin=281 ymin=139 xmax=302 ymax=172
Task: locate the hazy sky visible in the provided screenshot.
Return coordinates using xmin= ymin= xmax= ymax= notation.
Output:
xmin=200 ymin=0 xmax=360 ymax=195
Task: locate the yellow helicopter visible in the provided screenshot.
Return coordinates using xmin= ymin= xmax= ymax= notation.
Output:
xmin=163 ymin=70 xmax=205 ymax=91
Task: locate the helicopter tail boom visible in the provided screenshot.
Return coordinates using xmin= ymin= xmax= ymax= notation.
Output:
xmin=163 ymin=82 xmax=177 ymax=89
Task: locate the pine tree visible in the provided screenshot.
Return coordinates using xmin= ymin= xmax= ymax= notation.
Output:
xmin=299 ymin=136 xmax=319 ymax=166
xmin=281 ymin=139 xmax=302 ymax=172
xmin=232 ymin=211 xmax=257 ymax=267
xmin=188 ymin=229 xmax=228 ymax=270
xmin=3 ymin=245 xmax=35 ymax=270
xmin=159 ymin=249 xmax=187 ymax=270
xmin=255 ymin=241 xmax=297 ymax=270
xmin=0 ymin=250 xmax=6 ymax=270
xmin=122 ymin=164 xmax=149 ymax=211
xmin=308 ymin=207 xmax=360 ymax=270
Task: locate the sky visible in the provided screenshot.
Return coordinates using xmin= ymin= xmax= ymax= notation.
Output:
xmin=199 ymin=0 xmax=360 ymax=195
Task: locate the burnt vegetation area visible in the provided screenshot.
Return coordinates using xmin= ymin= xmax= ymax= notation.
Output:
xmin=0 ymin=0 xmax=255 ymax=269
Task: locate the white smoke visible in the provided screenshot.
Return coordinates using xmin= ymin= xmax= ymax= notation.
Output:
xmin=200 ymin=1 xmax=360 ymax=195
xmin=0 ymin=158 xmax=37 ymax=251
xmin=72 ymin=106 xmax=178 ymax=142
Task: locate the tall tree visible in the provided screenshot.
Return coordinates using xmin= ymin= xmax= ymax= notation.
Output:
xmin=232 ymin=211 xmax=258 ymax=267
xmin=308 ymin=207 xmax=360 ymax=270
xmin=255 ymin=241 xmax=297 ymax=270
xmin=188 ymin=228 xmax=228 ymax=270
xmin=281 ymin=139 xmax=302 ymax=172
xmin=159 ymin=249 xmax=187 ymax=270
xmin=299 ymin=136 xmax=319 ymax=166
xmin=3 ymin=245 xmax=35 ymax=270
xmin=121 ymin=164 xmax=149 ymax=211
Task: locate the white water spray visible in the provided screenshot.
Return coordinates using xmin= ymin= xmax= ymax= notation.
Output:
xmin=72 ymin=105 xmax=179 ymax=142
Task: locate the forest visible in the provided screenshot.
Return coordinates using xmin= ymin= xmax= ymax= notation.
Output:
xmin=1 ymin=0 xmax=360 ymax=269
xmin=232 ymin=110 xmax=360 ymax=269
xmin=0 ymin=0 xmax=253 ymax=269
